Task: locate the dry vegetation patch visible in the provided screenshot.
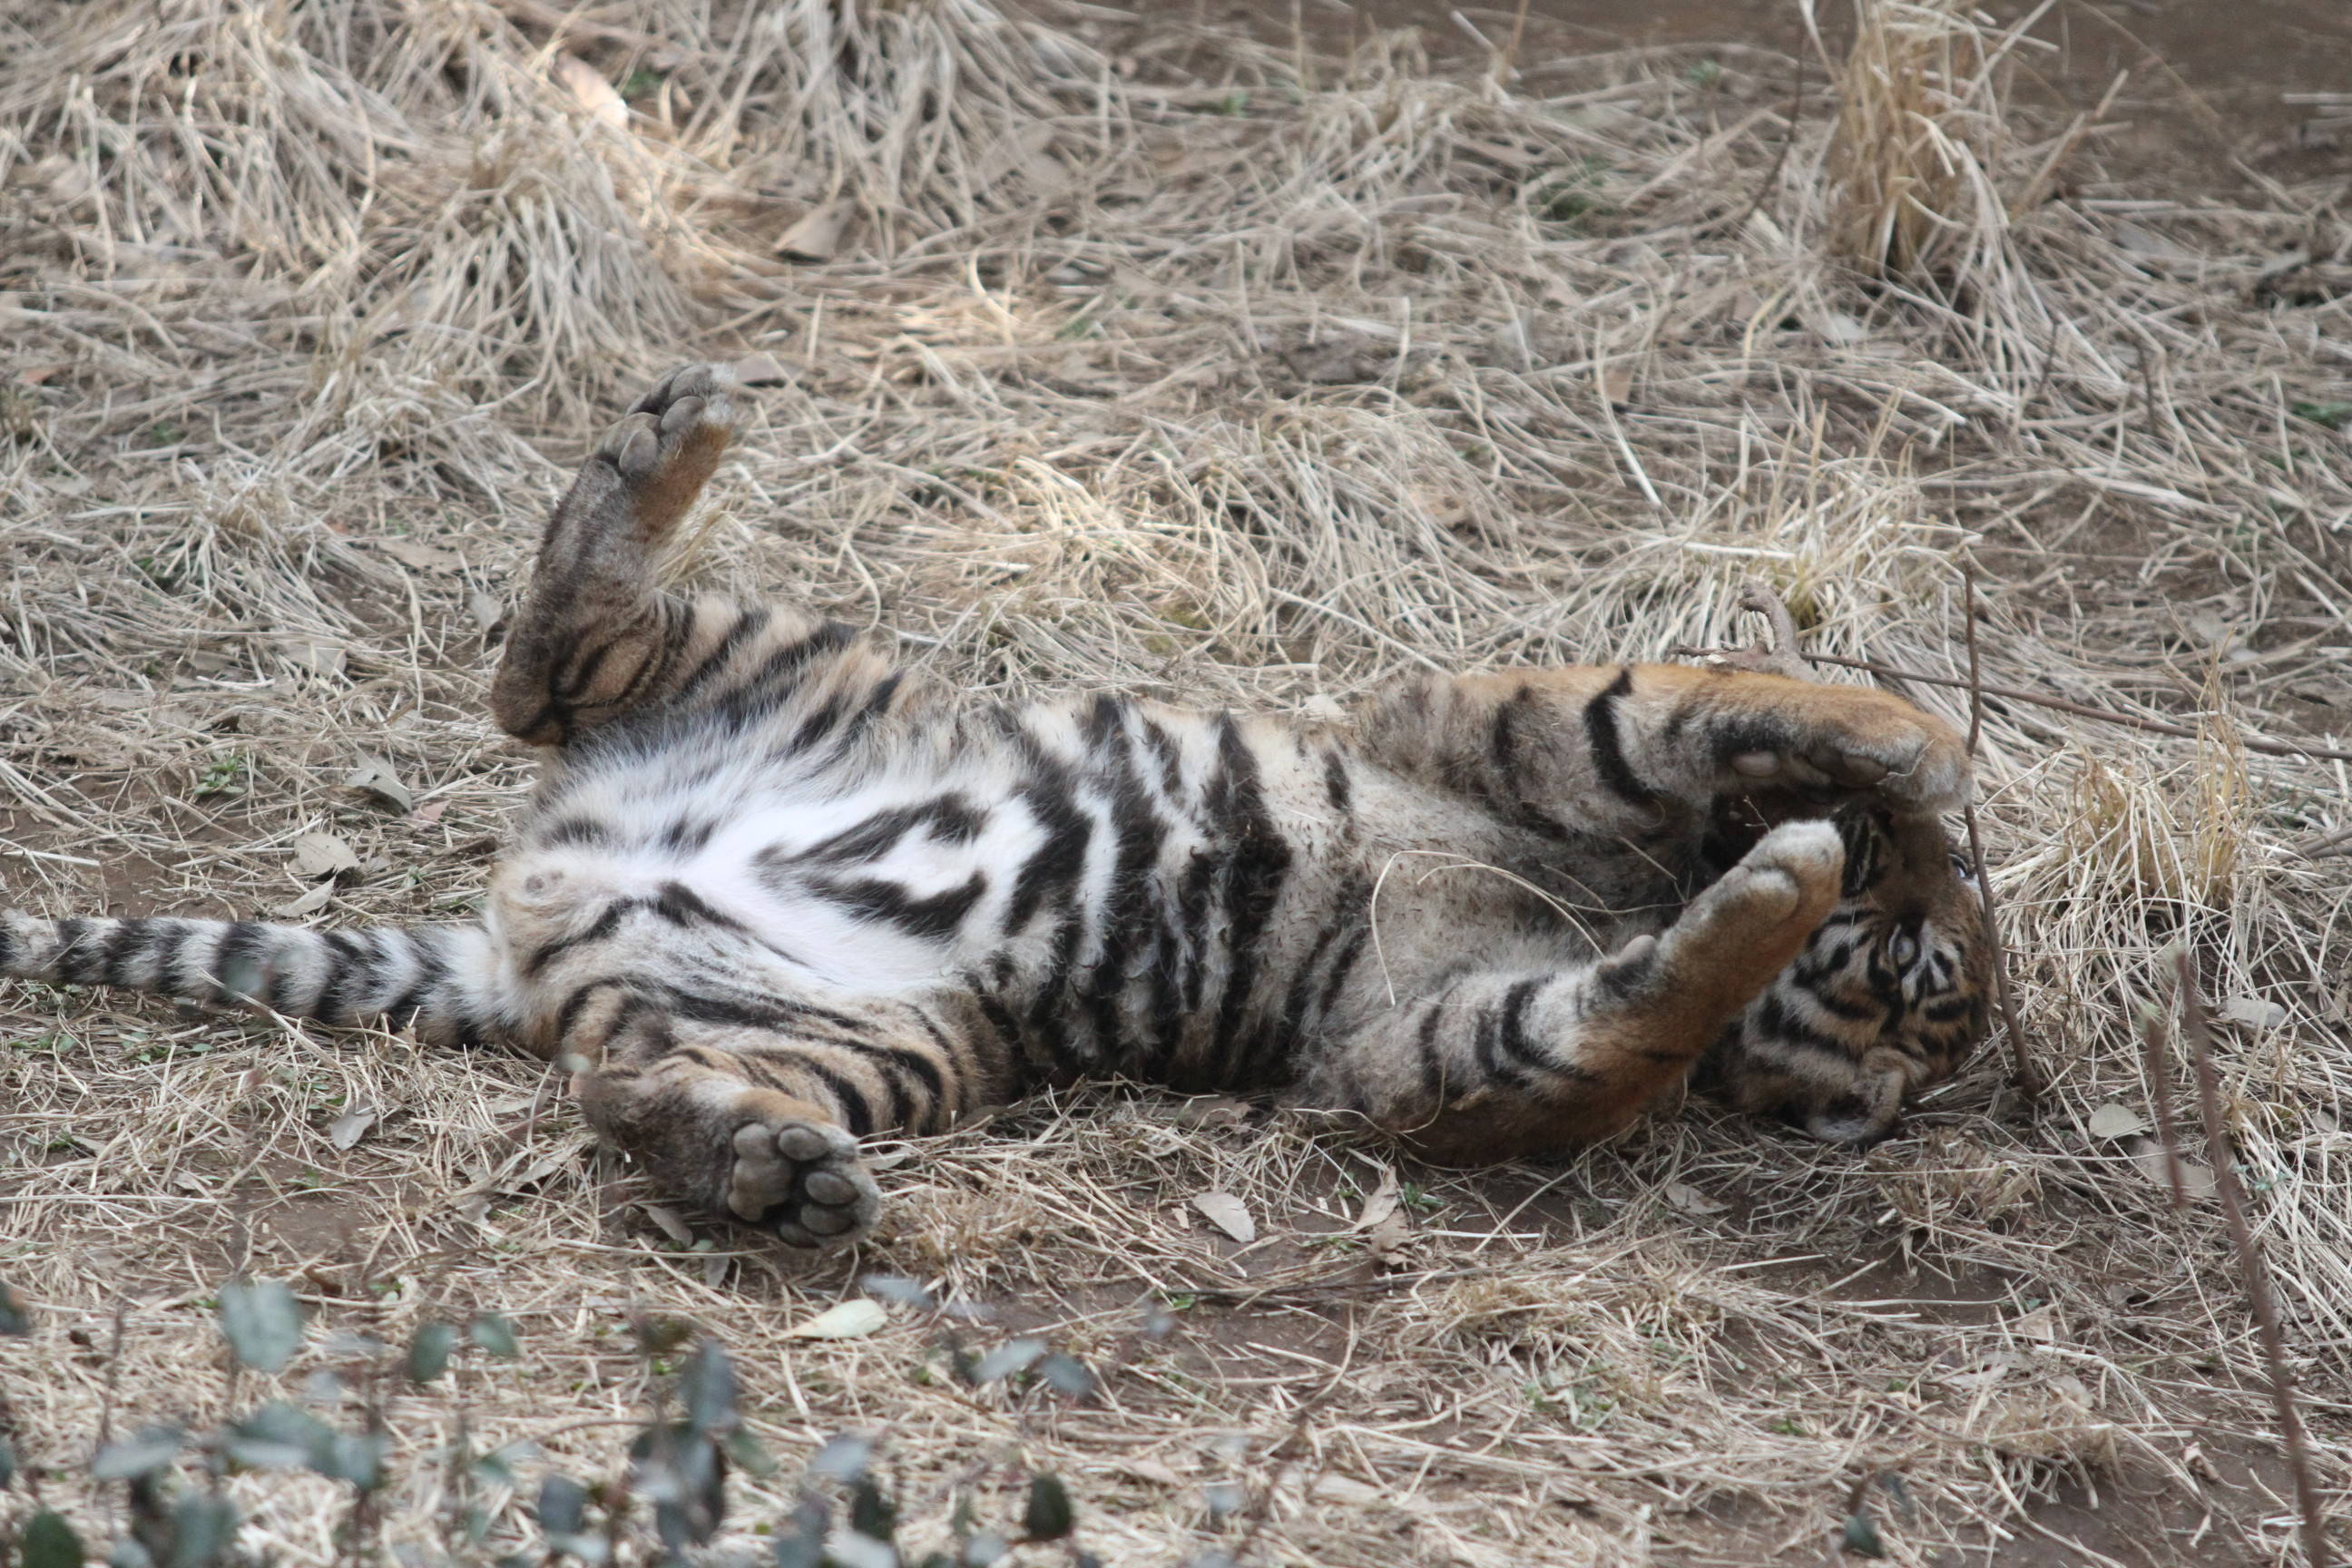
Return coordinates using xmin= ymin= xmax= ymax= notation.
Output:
xmin=1 ymin=0 xmax=2348 ymax=1563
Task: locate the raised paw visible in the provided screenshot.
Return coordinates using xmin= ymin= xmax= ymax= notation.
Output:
xmin=592 ymin=363 xmax=741 ymax=541
xmin=727 ymin=1116 xmax=881 ymax=1250
xmin=1720 ymin=687 xmax=1971 ymax=817
xmin=1656 ymin=819 xmax=1846 ymax=997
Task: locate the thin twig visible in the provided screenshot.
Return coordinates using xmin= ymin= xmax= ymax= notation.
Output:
xmin=1720 ymin=47 xmax=1808 ymax=239
xmin=2136 ymin=1006 xmax=2190 ymax=1211
xmin=1962 ymin=571 xmax=2040 ymax=1103
xmin=2175 ymin=951 xmax=2331 ymax=1568
xmin=1802 ymin=652 xmax=2352 ymax=764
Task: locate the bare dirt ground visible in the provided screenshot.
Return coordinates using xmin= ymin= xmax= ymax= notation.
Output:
xmin=2 ymin=1 xmax=2348 ymax=1564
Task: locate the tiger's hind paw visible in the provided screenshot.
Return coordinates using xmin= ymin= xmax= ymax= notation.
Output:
xmin=593 ymin=363 xmax=741 ymax=543
xmin=728 ymin=1117 xmax=880 ymax=1250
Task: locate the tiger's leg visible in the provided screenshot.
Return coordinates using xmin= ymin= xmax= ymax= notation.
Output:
xmin=564 ymin=987 xmax=1008 ymax=1248
xmin=488 ymin=363 xmax=866 ymax=746
xmin=1358 ymin=662 xmax=1973 ymax=835
xmin=1305 ymin=820 xmax=1845 ymax=1162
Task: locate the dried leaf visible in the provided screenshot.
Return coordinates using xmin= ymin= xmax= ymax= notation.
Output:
xmin=783 ymin=1298 xmax=889 ymax=1339
xmin=341 ymin=757 xmax=413 ymax=814
xmin=1661 ymin=1181 xmax=1730 ymax=1217
xmin=776 ymin=201 xmax=849 ymax=262
xmin=553 ymin=55 xmax=628 ymax=131
xmin=375 ymin=536 xmax=465 ymax=574
xmin=1599 ymin=364 xmax=1633 ymax=406
xmin=1353 ymin=1167 xmax=1402 ymax=1230
xmin=2009 ymin=1305 xmax=2059 ymax=1343
xmin=2219 ymin=995 xmax=2287 ymax=1029
xmin=2085 ymin=1102 xmax=2145 ymax=1141
xmin=1191 ymin=1191 xmax=1256 ymax=1243
xmin=289 ymin=831 xmax=358 ymax=878
xmin=467 ymin=592 xmax=505 ymax=635
xmin=641 ymin=1205 xmax=694 ymax=1247
xmin=731 ymin=351 xmax=795 ymax=386
xmin=2128 ymin=1136 xmax=2219 ymax=1200
xmin=272 ymin=880 xmax=335 ymax=919
xmin=328 ymin=1105 xmax=377 ymax=1152
xmin=279 ymin=640 xmax=348 ymax=679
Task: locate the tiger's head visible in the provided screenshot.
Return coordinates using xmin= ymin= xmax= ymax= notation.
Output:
xmin=1698 ymin=803 xmax=1994 ymax=1146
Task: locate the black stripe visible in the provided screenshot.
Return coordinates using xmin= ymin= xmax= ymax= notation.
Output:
xmin=667 ymin=606 xmax=769 ymax=707
xmin=652 ymin=882 xmax=741 ymax=930
xmin=711 ymin=620 xmax=855 ymax=721
xmin=382 ymin=934 xmax=451 ymax=1024
xmin=1582 ymin=668 xmax=1657 ymax=806
xmin=784 ymin=694 xmax=848 ymax=755
xmin=211 ymin=921 xmax=272 ymax=1003
xmin=540 ymin=816 xmax=614 ymax=848
xmin=1494 ymin=978 xmax=1548 ymax=1073
xmin=818 ymin=871 xmax=988 ymax=942
xmin=656 ymin=818 xmax=715 ymax=856
xmin=1322 ymin=749 xmax=1352 ymax=813
xmin=525 ymin=901 xmax=632 ymax=976
xmin=1414 ymin=1004 xmax=1448 ymax=1105
xmin=312 ymin=931 xmax=369 ymax=1017
xmin=794 ymin=1057 xmax=876 ymax=1137
xmin=796 ymin=796 xmax=988 ymax=867
xmin=52 ymin=918 xmax=95 ymax=985
xmin=1206 ymin=716 xmax=1294 ymax=1083
xmin=835 ymin=671 xmax=905 ymax=750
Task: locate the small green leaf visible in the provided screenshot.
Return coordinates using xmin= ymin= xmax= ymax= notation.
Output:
xmin=23 ymin=1511 xmax=86 ymax=1568
xmin=473 ymin=1439 xmax=538 ymax=1486
xmin=537 ymin=1475 xmax=590 ymax=1537
xmin=168 ymin=1494 xmax=238 ymax=1568
xmin=970 ymin=1338 xmax=1048 ymax=1386
xmin=808 ymin=1433 xmax=873 ymax=1483
xmin=632 ymin=1315 xmax=695 ymax=1357
xmin=770 ymin=1494 xmax=830 ymax=1568
xmin=468 ymin=1312 xmax=520 ymax=1358
xmin=1842 ymin=1507 xmax=1888 ymax=1558
xmin=726 ymin=1428 xmax=778 ymax=1479
xmin=678 ymin=1338 xmax=740 ymax=1436
xmin=2290 ymin=399 xmax=2352 ymax=431
xmin=0 ymin=1280 xmax=30 ymax=1335
xmin=406 ymin=1321 xmax=456 ymax=1383
xmin=328 ymin=1430 xmax=387 ymax=1492
xmin=217 ymin=1279 xmax=305 ymax=1373
xmin=1035 ymin=1354 xmax=1095 ymax=1398
xmin=226 ymin=1402 xmax=335 ymax=1473
xmin=0 ymin=1433 xmax=15 ymax=1489
xmin=93 ymin=1427 xmax=186 ymax=1482
xmin=1021 ymin=1473 xmax=1074 ymax=1542
xmin=848 ymin=1475 xmax=896 ymax=1542
xmin=857 ymin=1275 xmax=935 ymax=1310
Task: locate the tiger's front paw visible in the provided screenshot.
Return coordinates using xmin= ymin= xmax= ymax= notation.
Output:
xmin=728 ymin=1117 xmax=880 ymax=1250
xmin=1722 ymin=688 xmax=1971 ymax=817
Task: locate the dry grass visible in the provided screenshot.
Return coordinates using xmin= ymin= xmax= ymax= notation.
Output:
xmin=2 ymin=0 xmax=2349 ymax=1563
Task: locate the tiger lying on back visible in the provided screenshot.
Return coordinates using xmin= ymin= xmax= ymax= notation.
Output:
xmin=1 ymin=365 xmax=1992 ymax=1249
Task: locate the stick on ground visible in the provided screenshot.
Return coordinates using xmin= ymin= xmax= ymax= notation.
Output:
xmin=2175 ymin=950 xmax=2331 ymax=1568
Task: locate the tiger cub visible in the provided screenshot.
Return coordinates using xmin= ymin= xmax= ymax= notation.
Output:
xmin=1 ymin=365 xmax=1991 ymax=1248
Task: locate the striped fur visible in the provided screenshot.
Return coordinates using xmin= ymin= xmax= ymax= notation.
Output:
xmin=2 ymin=365 xmax=1990 ymax=1247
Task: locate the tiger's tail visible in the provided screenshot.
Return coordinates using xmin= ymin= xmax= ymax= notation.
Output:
xmin=0 ymin=910 xmax=516 ymax=1048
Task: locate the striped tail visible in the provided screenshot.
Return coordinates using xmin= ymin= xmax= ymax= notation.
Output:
xmin=0 ymin=911 xmax=515 ymax=1048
